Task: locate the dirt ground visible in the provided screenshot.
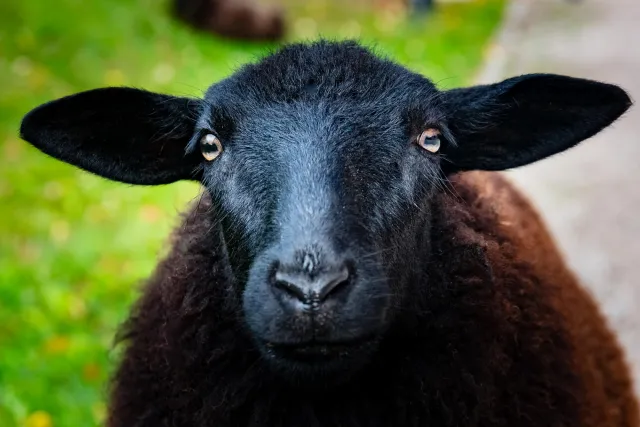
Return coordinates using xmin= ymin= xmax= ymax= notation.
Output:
xmin=477 ymin=0 xmax=640 ymax=396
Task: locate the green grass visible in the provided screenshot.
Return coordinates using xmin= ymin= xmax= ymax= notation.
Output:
xmin=0 ymin=0 xmax=505 ymax=425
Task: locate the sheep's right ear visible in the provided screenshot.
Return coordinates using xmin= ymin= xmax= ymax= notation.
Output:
xmin=20 ymin=87 xmax=203 ymax=185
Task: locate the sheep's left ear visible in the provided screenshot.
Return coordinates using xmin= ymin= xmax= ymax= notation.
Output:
xmin=20 ymin=87 xmax=203 ymax=185
xmin=440 ymin=74 xmax=632 ymax=173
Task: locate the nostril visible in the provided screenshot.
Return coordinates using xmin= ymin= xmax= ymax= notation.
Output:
xmin=317 ymin=266 xmax=350 ymax=301
xmin=273 ymin=278 xmax=307 ymax=303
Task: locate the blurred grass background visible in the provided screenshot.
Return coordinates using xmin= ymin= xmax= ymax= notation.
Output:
xmin=0 ymin=0 xmax=505 ymax=425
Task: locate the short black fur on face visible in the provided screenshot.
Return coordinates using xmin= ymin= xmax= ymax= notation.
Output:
xmin=20 ymin=40 xmax=632 ymax=382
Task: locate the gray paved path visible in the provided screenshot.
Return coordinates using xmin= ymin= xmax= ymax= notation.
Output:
xmin=477 ymin=0 xmax=640 ymax=396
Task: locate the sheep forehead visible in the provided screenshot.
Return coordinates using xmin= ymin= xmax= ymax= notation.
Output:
xmin=205 ymin=41 xmax=438 ymax=108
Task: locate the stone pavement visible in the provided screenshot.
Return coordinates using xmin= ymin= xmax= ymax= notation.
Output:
xmin=477 ymin=0 xmax=640 ymax=396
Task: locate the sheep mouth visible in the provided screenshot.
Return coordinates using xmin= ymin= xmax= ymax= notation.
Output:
xmin=268 ymin=339 xmax=375 ymax=362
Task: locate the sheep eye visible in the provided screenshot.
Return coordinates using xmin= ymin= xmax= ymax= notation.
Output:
xmin=200 ymin=133 xmax=223 ymax=161
xmin=417 ymin=128 xmax=441 ymax=153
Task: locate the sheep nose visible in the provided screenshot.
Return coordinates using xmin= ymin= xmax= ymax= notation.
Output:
xmin=272 ymin=264 xmax=351 ymax=306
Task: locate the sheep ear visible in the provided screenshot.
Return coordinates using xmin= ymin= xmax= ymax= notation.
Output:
xmin=20 ymin=87 xmax=203 ymax=185
xmin=440 ymin=74 xmax=632 ymax=173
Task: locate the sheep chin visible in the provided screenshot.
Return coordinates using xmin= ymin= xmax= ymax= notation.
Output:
xmin=257 ymin=337 xmax=381 ymax=387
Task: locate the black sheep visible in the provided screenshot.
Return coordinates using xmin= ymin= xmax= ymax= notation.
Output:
xmin=20 ymin=41 xmax=638 ymax=427
xmin=172 ymin=0 xmax=285 ymax=42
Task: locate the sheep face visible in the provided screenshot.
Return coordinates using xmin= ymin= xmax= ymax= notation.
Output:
xmin=20 ymin=41 xmax=632 ymax=383
xmin=195 ymin=48 xmax=449 ymax=379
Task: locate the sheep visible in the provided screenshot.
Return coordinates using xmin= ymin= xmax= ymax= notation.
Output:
xmin=172 ymin=0 xmax=285 ymax=41
xmin=20 ymin=41 xmax=638 ymax=427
